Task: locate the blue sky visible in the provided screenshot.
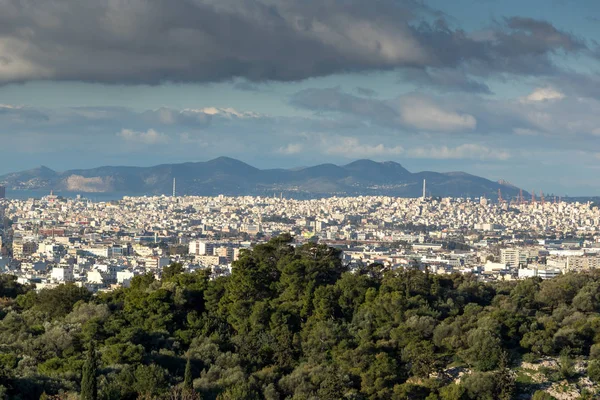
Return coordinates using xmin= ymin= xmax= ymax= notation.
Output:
xmin=1 ymin=0 xmax=600 ymax=195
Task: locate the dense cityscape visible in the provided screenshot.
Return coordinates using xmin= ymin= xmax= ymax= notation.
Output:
xmin=1 ymin=186 xmax=599 ymax=291
xmin=3 ymin=0 xmax=600 ymax=398
xmin=3 ymin=187 xmax=600 ymax=398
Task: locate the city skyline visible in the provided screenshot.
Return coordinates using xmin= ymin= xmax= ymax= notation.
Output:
xmin=1 ymin=1 xmax=600 ymax=194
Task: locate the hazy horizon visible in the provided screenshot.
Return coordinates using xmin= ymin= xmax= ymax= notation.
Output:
xmin=1 ymin=0 xmax=600 ymax=195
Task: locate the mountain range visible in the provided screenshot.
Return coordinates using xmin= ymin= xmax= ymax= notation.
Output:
xmin=0 ymin=157 xmax=522 ymax=199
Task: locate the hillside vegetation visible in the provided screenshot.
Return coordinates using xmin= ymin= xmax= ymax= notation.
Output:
xmin=1 ymin=236 xmax=600 ymax=399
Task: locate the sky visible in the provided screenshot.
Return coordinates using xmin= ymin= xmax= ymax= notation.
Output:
xmin=1 ymin=0 xmax=600 ymax=195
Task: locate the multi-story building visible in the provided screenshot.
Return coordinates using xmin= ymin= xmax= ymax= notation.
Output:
xmin=567 ymin=255 xmax=600 ymax=270
xmin=518 ymin=266 xmax=562 ymax=280
xmin=195 ymin=255 xmax=226 ymax=266
xmin=500 ymin=248 xmax=538 ymax=267
xmin=13 ymin=241 xmax=37 ymax=259
xmin=117 ymin=270 xmax=135 ymax=287
xmin=51 ymin=266 xmax=74 ymax=282
xmin=214 ymin=246 xmax=239 ymax=263
xmin=188 ymin=240 xmax=215 ymax=256
xmin=143 ymin=256 xmax=171 ymax=269
xmin=82 ymin=246 xmax=111 ymax=258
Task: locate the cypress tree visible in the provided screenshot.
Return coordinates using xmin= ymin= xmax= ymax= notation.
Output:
xmin=497 ymin=351 xmax=515 ymax=400
xmin=81 ymin=342 xmax=98 ymax=400
xmin=184 ymin=354 xmax=193 ymax=391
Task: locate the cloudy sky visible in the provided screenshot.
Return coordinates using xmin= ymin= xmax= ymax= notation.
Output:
xmin=1 ymin=0 xmax=600 ymax=195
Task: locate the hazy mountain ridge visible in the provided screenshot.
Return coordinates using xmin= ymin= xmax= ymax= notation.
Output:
xmin=0 ymin=157 xmax=523 ymax=198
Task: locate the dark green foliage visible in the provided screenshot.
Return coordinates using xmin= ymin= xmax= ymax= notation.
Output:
xmin=462 ymin=371 xmax=501 ymax=400
xmin=0 ymin=275 xmax=32 ymax=298
xmin=162 ymin=262 xmax=186 ymax=281
xmin=588 ymin=360 xmax=600 ymax=382
xmin=558 ymin=348 xmax=577 ymax=380
xmin=132 ymin=364 xmax=168 ymax=397
xmin=532 ymin=390 xmax=558 ymax=400
xmin=81 ymin=342 xmax=98 ymax=400
xmin=17 ymin=283 xmax=92 ymax=318
xmin=497 ymin=351 xmax=515 ymax=400
xmin=184 ymin=354 xmax=193 ymax=391
xmin=3 ymin=238 xmax=600 ymax=398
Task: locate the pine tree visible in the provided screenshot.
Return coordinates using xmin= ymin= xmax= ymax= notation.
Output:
xmin=81 ymin=342 xmax=98 ymax=400
xmin=497 ymin=350 xmax=515 ymax=400
xmin=184 ymin=354 xmax=193 ymax=392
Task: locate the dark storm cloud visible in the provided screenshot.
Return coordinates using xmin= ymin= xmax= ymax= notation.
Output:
xmin=0 ymin=0 xmax=588 ymax=86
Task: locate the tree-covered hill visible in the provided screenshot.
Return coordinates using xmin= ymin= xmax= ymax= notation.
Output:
xmin=1 ymin=236 xmax=600 ymax=399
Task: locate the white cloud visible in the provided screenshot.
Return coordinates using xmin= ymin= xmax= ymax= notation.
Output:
xmin=318 ymin=137 xmax=508 ymax=161
xmin=522 ymin=87 xmax=565 ymax=103
xmin=397 ymin=96 xmax=477 ymax=132
xmin=157 ymin=108 xmax=176 ymax=124
xmin=409 ymin=144 xmax=510 ymax=160
xmin=322 ymin=136 xmax=404 ymax=157
xmin=187 ymin=107 xmax=262 ymax=119
xmin=277 ymin=143 xmax=304 ymax=155
xmin=117 ymin=128 xmax=169 ymax=145
xmin=0 ymin=104 xmax=21 ymax=109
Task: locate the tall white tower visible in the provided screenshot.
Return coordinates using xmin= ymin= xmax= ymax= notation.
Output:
xmin=422 ymin=179 xmax=426 ymax=199
xmin=172 ymin=178 xmax=176 ymax=197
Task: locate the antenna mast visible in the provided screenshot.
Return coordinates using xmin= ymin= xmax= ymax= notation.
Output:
xmin=519 ymin=189 xmax=524 ymax=205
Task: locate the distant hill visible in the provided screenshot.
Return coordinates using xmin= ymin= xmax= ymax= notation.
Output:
xmin=0 ymin=157 xmax=524 ymax=199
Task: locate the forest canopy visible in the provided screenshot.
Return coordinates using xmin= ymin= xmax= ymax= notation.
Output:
xmin=0 ymin=235 xmax=600 ymax=399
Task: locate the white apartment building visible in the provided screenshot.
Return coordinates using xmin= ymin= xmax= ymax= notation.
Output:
xmin=567 ymin=256 xmax=600 ymax=270
xmin=82 ymin=246 xmax=111 ymax=258
xmin=143 ymin=256 xmax=171 ymax=269
xmin=188 ymin=240 xmax=215 ymax=256
xmin=500 ymin=248 xmax=538 ymax=267
xmin=51 ymin=266 xmax=74 ymax=282
xmin=518 ymin=266 xmax=562 ymax=280
xmin=117 ymin=270 xmax=135 ymax=288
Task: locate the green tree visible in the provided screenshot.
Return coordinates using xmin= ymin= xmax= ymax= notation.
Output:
xmin=588 ymin=360 xmax=600 ymax=382
xmin=462 ymin=371 xmax=498 ymax=400
xmin=133 ymin=364 xmax=168 ymax=397
xmin=532 ymin=391 xmax=557 ymax=400
xmin=81 ymin=342 xmax=98 ymax=400
xmin=558 ymin=349 xmax=576 ymax=379
xmin=438 ymin=383 xmax=466 ymax=400
xmin=184 ymin=354 xmax=194 ymax=391
xmin=496 ymin=351 xmax=515 ymax=400
xmin=162 ymin=262 xmax=186 ymax=281
xmin=22 ymin=283 xmax=91 ymax=318
xmin=463 ymin=327 xmax=503 ymax=371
